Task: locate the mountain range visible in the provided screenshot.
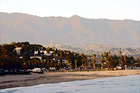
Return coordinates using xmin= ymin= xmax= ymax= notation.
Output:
xmin=0 ymin=12 xmax=140 ymax=47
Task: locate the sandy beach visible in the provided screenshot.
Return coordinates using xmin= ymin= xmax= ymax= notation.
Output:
xmin=0 ymin=70 xmax=139 ymax=89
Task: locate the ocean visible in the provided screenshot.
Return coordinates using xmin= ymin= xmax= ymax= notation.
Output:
xmin=0 ymin=75 xmax=140 ymax=93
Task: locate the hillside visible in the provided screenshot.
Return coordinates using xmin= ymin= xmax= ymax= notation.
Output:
xmin=45 ymin=43 xmax=140 ymax=57
xmin=0 ymin=12 xmax=140 ymax=47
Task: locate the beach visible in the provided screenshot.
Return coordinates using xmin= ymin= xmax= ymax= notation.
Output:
xmin=0 ymin=70 xmax=139 ymax=89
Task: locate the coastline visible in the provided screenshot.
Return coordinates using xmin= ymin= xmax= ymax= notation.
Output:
xmin=0 ymin=70 xmax=139 ymax=89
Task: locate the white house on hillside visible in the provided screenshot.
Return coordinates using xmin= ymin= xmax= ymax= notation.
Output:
xmin=14 ymin=47 xmax=22 ymax=55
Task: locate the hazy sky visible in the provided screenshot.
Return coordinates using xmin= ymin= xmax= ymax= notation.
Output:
xmin=0 ymin=0 xmax=140 ymax=20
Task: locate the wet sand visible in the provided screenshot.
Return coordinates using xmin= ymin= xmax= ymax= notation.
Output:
xmin=0 ymin=70 xmax=139 ymax=89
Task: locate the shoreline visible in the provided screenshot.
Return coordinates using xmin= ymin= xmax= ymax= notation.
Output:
xmin=0 ymin=70 xmax=139 ymax=89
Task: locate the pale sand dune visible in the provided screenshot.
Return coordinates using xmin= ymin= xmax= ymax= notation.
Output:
xmin=0 ymin=70 xmax=139 ymax=89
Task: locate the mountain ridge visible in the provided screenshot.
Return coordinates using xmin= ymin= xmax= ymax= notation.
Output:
xmin=0 ymin=12 xmax=140 ymax=47
xmin=2 ymin=12 xmax=139 ymax=21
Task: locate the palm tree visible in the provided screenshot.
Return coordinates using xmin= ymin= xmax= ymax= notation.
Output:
xmin=108 ymin=55 xmax=113 ymax=69
xmin=124 ymin=55 xmax=127 ymax=68
xmin=106 ymin=58 xmax=110 ymax=70
xmin=81 ymin=53 xmax=85 ymax=69
xmin=93 ymin=54 xmax=96 ymax=70
xmin=97 ymin=55 xmax=102 ymax=69
xmin=102 ymin=52 xmax=110 ymax=69
xmin=83 ymin=56 xmax=87 ymax=69
xmin=75 ymin=59 xmax=78 ymax=69
xmin=87 ymin=57 xmax=91 ymax=69
xmin=119 ymin=51 xmax=122 ymax=56
xmin=119 ymin=55 xmax=124 ymax=69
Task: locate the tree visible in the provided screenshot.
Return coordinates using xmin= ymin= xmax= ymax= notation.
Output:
xmin=81 ymin=53 xmax=85 ymax=68
xmin=50 ymin=60 xmax=56 ymax=67
xmin=119 ymin=55 xmax=125 ymax=69
xmin=87 ymin=57 xmax=91 ymax=69
xmin=97 ymin=55 xmax=102 ymax=69
xmin=93 ymin=54 xmax=96 ymax=70
xmin=124 ymin=55 xmax=127 ymax=68
xmin=66 ymin=52 xmax=74 ymax=69
xmin=75 ymin=59 xmax=78 ymax=69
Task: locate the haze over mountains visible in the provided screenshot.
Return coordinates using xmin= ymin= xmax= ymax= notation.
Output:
xmin=0 ymin=12 xmax=140 ymax=47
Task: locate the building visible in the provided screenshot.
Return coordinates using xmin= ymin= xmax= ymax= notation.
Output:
xmin=14 ymin=47 xmax=22 ymax=55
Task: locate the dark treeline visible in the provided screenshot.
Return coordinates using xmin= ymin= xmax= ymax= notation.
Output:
xmin=0 ymin=42 xmax=140 ymax=72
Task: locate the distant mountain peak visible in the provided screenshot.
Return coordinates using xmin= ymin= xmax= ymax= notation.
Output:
xmin=70 ymin=15 xmax=81 ymax=19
